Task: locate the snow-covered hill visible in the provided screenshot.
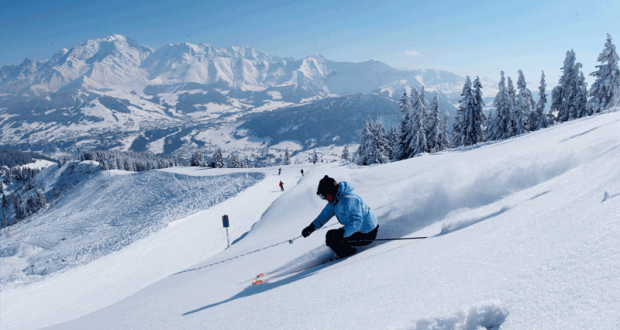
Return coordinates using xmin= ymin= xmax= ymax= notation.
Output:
xmin=2 ymin=109 xmax=619 ymax=330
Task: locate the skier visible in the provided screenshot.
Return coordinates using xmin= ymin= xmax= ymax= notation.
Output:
xmin=278 ymin=168 xmax=281 ymax=175
xmin=279 ymin=180 xmax=284 ymax=191
xmin=301 ymin=169 xmax=304 ymax=176
xmin=301 ymin=175 xmax=379 ymax=258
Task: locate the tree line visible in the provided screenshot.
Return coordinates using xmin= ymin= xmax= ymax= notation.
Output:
xmin=80 ymin=150 xmax=186 ymax=171
xmin=354 ymin=34 xmax=620 ymax=165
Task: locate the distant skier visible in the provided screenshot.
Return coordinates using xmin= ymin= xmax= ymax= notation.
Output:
xmin=301 ymin=169 xmax=304 ymax=176
xmin=301 ymin=176 xmax=379 ymax=258
xmin=279 ymin=180 xmax=284 ymax=191
xmin=278 ymin=168 xmax=281 ymax=175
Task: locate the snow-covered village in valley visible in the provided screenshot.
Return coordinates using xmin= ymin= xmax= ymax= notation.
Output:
xmin=1 ymin=1 xmax=619 ymax=329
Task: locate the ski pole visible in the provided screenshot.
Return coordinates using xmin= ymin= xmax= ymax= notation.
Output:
xmin=339 ymin=236 xmax=427 ymax=243
xmin=288 ymin=235 xmax=302 ymax=244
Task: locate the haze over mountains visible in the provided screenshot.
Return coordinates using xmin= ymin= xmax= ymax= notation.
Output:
xmin=0 ymin=34 xmax=470 ymax=158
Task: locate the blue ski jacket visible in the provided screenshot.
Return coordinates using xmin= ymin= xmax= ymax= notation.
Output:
xmin=311 ymin=181 xmax=378 ymax=237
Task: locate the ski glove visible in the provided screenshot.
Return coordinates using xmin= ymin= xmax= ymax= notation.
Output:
xmin=302 ymin=224 xmax=315 ymax=238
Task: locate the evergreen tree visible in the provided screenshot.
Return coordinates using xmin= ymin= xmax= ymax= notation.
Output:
xmin=408 ymin=86 xmax=428 ymax=155
xmin=426 ymin=93 xmax=441 ymax=152
xmin=487 ymin=71 xmax=512 ymax=141
xmin=36 ymin=189 xmax=46 ymax=210
xmin=227 ymin=152 xmax=247 ymax=168
xmin=398 ymin=89 xmax=413 ymax=160
xmin=552 ymin=50 xmax=585 ymax=122
xmin=283 ymin=148 xmax=291 ymax=165
xmin=452 ymin=77 xmax=473 ymax=147
xmin=311 ymin=149 xmax=319 ymax=164
xmin=588 ymin=33 xmax=620 ymax=113
xmin=438 ymin=109 xmax=451 ymax=151
xmin=575 ymin=70 xmax=589 ymax=118
xmin=210 ymin=148 xmax=225 ymax=168
xmin=460 ymin=77 xmax=486 ymax=146
xmin=388 ymin=126 xmax=400 ymax=160
xmin=529 ymin=71 xmax=549 ymax=131
xmin=12 ymin=195 xmax=25 ymax=221
xmin=373 ymin=119 xmax=391 ymax=163
xmin=516 ymin=70 xmax=535 ymax=131
xmin=357 ymin=120 xmax=390 ymax=165
xmin=506 ymin=76 xmax=517 ymax=110
xmin=190 ymin=152 xmax=204 ymax=167
xmin=341 ymin=145 xmax=350 ymax=161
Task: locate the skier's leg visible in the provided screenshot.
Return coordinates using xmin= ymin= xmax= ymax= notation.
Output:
xmin=348 ymin=225 xmax=379 ymax=247
xmin=325 ymin=229 xmax=356 ymax=258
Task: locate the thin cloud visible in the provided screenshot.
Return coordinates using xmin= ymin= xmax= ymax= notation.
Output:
xmin=406 ymin=50 xmax=420 ymax=56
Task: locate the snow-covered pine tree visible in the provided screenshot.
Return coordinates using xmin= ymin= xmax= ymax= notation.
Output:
xmin=408 ymin=86 xmax=428 ymax=155
xmin=227 ymin=152 xmax=246 ymax=168
xmin=210 ymin=148 xmax=225 ymax=168
xmin=487 ymin=71 xmax=512 ymax=141
xmin=529 ymin=71 xmax=549 ymax=131
xmin=438 ymin=109 xmax=451 ymax=151
xmin=426 ymin=93 xmax=441 ymax=152
xmin=506 ymin=76 xmax=517 ymax=111
xmin=588 ymin=33 xmax=620 ymax=113
xmin=341 ymin=145 xmax=350 ymax=161
xmin=36 ymin=189 xmax=46 ymax=210
xmin=575 ymin=69 xmax=589 ymax=118
xmin=388 ymin=126 xmax=400 ymax=160
xmin=283 ymin=148 xmax=291 ymax=165
xmin=357 ymin=120 xmax=390 ymax=165
xmin=504 ymin=76 xmax=521 ymax=136
xmin=517 ymin=70 xmax=535 ymax=131
xmin=397 ymin=89 xmax=412 ymax=160
xmin=311 ymin=149 xmax=319 ymax=164
xmin=452 ymin=76 xmax=473 ymax=147
xmin=460 ymin=76 xmax=486 ymax=146
xmin=190 ymin=152 xmax=204 ymax=167
xmin=509 ymin=71 xmax=532 ymax=136
xmin=356 ymin=120 xmax=371 ymax=165
xmin=552 ymin=50 xmax=583 ymax=122
xmin=372 ymin=119 xmax=391 ymax=163
xmin=486 ymin=109 xmax=497 ymax=137
xmin=12 ymin=195 xmax=25 ymax=221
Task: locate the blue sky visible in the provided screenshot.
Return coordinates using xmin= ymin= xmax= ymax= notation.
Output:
xmin=2 ymin=0 xmax=618 ymax=85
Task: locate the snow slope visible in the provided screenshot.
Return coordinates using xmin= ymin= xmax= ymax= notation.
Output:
xmin=1 ymin=165 xmax=305 ymax=329
xmin=4 ymin=110 xmax=620 ymax=329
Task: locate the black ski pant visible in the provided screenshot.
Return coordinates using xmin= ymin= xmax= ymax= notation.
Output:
xmin=325 ymin=225 xmax=379 ymax=258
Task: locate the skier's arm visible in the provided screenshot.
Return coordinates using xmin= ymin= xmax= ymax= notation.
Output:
xmin=311 ymin=203 xmax=335 ymax=230
xmin=341 ymin=197 xmax=364 ymax=237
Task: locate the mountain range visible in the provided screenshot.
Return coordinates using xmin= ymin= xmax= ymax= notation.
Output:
xmin=0 ymin=34 xmax=473 ymax=159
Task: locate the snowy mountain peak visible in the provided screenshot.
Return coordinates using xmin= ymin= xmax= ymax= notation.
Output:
xmin=0 ymin=34 xmax=152 ymax=95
